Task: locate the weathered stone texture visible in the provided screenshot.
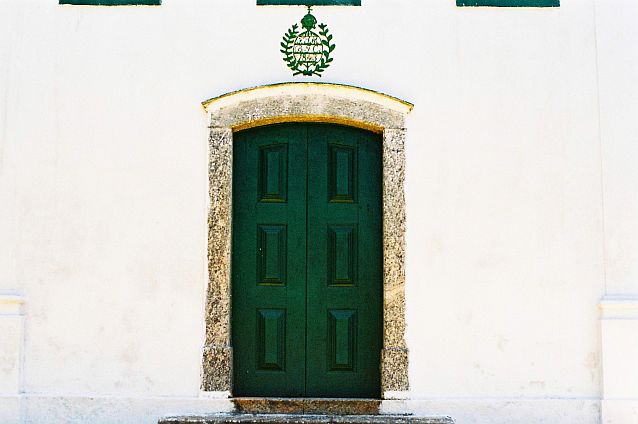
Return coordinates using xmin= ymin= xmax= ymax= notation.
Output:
xmin=233 ymin=399 xmax=381 ymax=416
xmin=159 ymin=414 xmax=454 ymax=424
xmin=380 ymin=129 xmax=409 ymax=393
xmin=303 ymin=400 xmax=381 ymax=416
xmin=210 ymin=95 xmax=405 ymax=132
xmin=202 ymin=345 xmax=233 ymax=392
xmin=381 ymin=348 xmax=409 ymax=392
xmin=202 ymin=128 xmax=233 ymax=391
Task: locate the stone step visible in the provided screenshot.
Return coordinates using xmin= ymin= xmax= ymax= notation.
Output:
xmin=159 ymin=414 xmax=455 ymax=424
xmin=233 ymin=398 xmax=382 ymax=415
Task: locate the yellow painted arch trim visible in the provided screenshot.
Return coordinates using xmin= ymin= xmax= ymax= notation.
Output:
xmin=233 ymin=115 xmax=389 ymax=134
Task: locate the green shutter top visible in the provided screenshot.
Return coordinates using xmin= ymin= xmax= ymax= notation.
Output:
xmin=60 ymin=0 xmax=161 ymax=5
xmin=457 ymin=0 xmax=559 ymax=6
xmin=257 ymin=0 xmax=360 ymax=5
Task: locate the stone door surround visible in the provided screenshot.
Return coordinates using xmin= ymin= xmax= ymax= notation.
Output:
xmin=201 ymin=83 xmax=413 ymax=398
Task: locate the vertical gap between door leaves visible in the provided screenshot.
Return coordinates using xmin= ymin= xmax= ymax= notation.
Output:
xmin=304 ymin=125 xmax=309 ymax=396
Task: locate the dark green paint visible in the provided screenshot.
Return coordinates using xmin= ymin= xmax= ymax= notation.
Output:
xmin=257 ymin=309 xmax=286 ymax=370
xmin=281 ymin=10 xmax=336 ymax=77
xmin=232 ymin=123 xmax=382 ymax=398
xmin=233 ymin=125 xmax=307 ymax=397
xmin=457 ymin=0 xmax=558 ymax=6
xmin=328 ymin=309 xmax=356 ymax=370
xmin=259 ymin=145 xmax=288 ymax=203
xmin=60 ymin=0 xmax=160 ymax=5
xmin=305 ymin=125 xmax=382 ymax=397
xmin=258 ymin=0 xmax=360 ymax=5
xmin=257 ymin=225 xmax=287 ymax=285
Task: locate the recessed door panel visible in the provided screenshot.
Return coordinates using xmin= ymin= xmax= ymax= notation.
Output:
xmin=259 ymin=144 xmax=288 ymax=203
xmin=328 ymin=225 xmax=357 ymax=286
xmin=257 ymin=308 xmax=286 ymax=371
xmin=327 ymin=309 xmax=357 ymax=371
xmin=257 ymin=225 xmax=287 ymax=286
xmin=328 ymin=144 xmax=357 ymax=203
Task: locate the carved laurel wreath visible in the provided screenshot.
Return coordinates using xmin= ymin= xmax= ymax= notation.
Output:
xmin=281 ymin=21 xmax=336 ymax=77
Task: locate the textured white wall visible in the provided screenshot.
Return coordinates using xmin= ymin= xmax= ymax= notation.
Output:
xmin=404 ymin=0 xmax=603 ymax=401
xmin=0 ymin=0 xmax=634 ymax=423
xmin=596 ymin=0 xmax=638 ymax=295
xmin=0 ymin=296 xmax=24 ymax=424
xmin=595 ymin=0 xmax=638 ymax=422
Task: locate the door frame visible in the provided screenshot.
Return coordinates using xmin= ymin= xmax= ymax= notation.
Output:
xmin=201 ymin=83 xmax=413 ymax=399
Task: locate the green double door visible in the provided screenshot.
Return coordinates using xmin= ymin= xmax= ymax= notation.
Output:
xmin=232 ymin=123 xmax=382 ymax=398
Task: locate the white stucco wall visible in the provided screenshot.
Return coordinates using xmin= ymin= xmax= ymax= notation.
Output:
xmin=595 ymin=0 xmax=638 ymax=422
xmin=0 ymin=0 xmax=635 ymax=423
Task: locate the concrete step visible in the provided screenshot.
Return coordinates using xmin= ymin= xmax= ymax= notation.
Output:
xmin=158 ymin=414 xmax=455 ymax=424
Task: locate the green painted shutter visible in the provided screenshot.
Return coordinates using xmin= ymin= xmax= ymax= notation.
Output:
xmin=60 ymin=0 xmax=160 ymax=5
xmin=257 ymin=0 xmax=360 ymax=6
xmin=457 ymin=0 xmax=559 ymax=6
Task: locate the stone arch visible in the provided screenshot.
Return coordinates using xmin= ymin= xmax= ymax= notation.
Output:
xmin=201 ymin=83 xmax=412 ymax=398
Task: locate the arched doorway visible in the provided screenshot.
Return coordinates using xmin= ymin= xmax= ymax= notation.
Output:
xmin=201 ymin=83 xmax=412 ymax=399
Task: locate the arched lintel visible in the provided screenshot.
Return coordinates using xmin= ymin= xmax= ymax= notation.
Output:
xmin=202 ymin=83 xmax=413 ymax=133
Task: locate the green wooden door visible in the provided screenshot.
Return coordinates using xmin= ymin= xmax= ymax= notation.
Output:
xmin=232 ymin=123 xmax=382 ymax=398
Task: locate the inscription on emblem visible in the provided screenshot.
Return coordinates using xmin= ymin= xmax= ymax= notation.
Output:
xmin=281 ymin=7 xmax=336 ymax=77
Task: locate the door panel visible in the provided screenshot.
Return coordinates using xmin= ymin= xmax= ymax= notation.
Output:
xmin=232 ymin=123 xmax=382 ymax=398
xmin=327 ymin=225 xmax=357 ymax=286
xmin=256 ymin=308 xmax=286 ymax=371
xmin=232 ymin=125 xmax=307 ymax=397
xmin=258 ymin=144 xmax=288 ymax=203
xmin=327 ymin=309 xmax=357 ymax=371
xmin=305 ymin=125 xmax=382 ymax=398
xmin=257 ymin=225 xmax=287 ymax=285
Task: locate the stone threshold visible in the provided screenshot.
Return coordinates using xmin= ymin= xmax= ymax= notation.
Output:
xmin=233 ymin=398 xmax=382 ymax=415
xmin=159 ymin=398 xmax=455 ymax=423
xmin=159 ymin=414 xmax=455 ymax=424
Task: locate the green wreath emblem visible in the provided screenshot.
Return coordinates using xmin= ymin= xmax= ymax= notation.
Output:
xmin=280 ymin=9 xmax=336 ymax=77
